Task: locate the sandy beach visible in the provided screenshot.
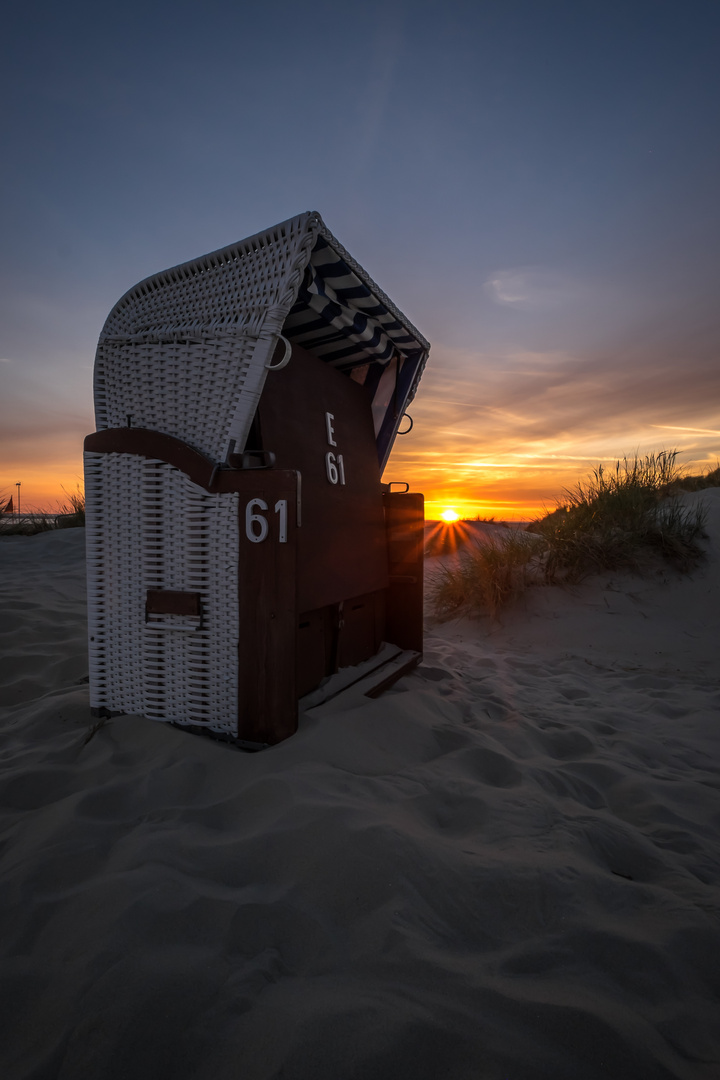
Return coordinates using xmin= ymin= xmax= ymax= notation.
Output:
xmin=1 ymin=488 xmax=719 ymax=1079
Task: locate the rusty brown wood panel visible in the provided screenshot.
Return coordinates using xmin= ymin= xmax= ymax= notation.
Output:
xmin=85 ymin=428 xmax=217 ymax=487
xmin=234 ymin=471 xmax=299 ymax=745
xmin=383 ymin=491 xmax=425 ymax=655
xmin=296 ymin=605 xmax=335 ymax=698
xmin=257 ymin=342 xmax=389 ymax=612
xmin=337 ymin=589 xmax=386 ymax=669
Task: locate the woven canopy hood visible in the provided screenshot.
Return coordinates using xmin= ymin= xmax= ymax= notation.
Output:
xmin=95 ymin=212 xmax=430 ymax=470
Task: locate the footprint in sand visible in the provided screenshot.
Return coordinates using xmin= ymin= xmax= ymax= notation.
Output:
xmin=458 ymin=745 xmax=523 ymax=788
xmin=534 ymin=727 xmax=596 ymax=760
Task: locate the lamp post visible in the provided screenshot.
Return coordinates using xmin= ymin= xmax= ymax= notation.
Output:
xmin=16 ymin=482 xmax=20 ymax=516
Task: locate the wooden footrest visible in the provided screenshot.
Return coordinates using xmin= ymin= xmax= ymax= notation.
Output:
xmin=299 ymin=644 xmax=421 ymax=717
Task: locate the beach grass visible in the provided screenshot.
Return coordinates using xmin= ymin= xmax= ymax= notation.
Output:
xmin=528 ymin=450 xmax=707 ymax=577
xmin=55 ymin=487 xmax=86 ymax=529
xmin=664 ymin=461 xmax=720 ymax=493
xmin=0 ymin=487 xmax=85 ymax=536
xmin=430 ymin=451 xmax=710 ymax=620
xmin=431 ymin=529 xmax=541 ymax=619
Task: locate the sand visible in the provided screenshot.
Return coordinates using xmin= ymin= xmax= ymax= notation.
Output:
xmin=1 ymin=489 xmax=719 ymax=1079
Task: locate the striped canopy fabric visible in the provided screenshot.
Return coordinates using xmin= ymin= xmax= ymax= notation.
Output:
xmin=284 ymin=236 xmax=423 ymax=371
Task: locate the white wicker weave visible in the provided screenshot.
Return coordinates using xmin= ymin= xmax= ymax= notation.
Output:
xmin=85 ymin=450 xmax=239 ymax=730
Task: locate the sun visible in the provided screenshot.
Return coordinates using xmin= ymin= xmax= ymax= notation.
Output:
xmin=440 ymin=508 xmax=460 ymax=523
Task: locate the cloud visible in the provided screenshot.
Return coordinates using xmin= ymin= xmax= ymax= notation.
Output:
xmin=651 ymin=424 xmax=720 ymax=436
xmin=389 ymin=328 xmax=720 ymax=505
xmin=484 ymin=268 xmax=587 ymax=310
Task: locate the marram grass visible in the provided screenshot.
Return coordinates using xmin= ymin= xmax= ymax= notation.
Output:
xmin=430 ymin=451 xmax=710 ymax=620
xmin=0 ymin=487 xmax=85 ymax=536
xmin=431 ymin=530 xmax=542 ymax=620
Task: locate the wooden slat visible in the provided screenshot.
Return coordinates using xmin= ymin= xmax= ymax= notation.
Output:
xmin=296 ymin=605 xmax=335 ymax=698
xmin=383 ymin=492 xmax=425 ymax=654
xmin=257 ymin=342 xmax=389 ymax=612
xmin=145 ymin=590 xmax=201 ymax=617
xmin=301 ymin=649 xmax=421 ymax=717
xmin=364 ymin=651 xmax=421 ymax=698
xmin=235 ymin=472 xmax=298 ymax=745
xmin=298 ymin=641 xmax=403 ymax=709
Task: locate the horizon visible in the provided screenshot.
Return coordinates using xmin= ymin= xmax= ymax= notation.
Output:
xmin=2 ymin=1 xmax=719 ymax=519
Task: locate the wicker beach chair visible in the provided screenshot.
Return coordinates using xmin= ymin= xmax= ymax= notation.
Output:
xmin=84 ymin=212 xmax=430 ymax=746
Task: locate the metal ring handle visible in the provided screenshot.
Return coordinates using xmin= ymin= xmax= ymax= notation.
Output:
xmin=265 ymin=334 xmax=292 ymax=371
xmin=397 ymin=413 xmax=414 ymax=435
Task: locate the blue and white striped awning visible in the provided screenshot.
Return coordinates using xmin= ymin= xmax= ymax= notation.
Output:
xmin=283 ymin=236 xmax=423 ymax=371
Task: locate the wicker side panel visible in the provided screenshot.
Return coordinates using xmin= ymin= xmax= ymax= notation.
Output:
xmin=94 ymin=334 xmax=262 ymax=462
xmin=94 ymin=218 xmax=318 ymax=458
xmin=85 ymin=451 xmax=239 ymax=733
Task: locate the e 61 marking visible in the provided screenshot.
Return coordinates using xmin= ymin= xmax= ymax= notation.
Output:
xmin=325 ymin=412 xmax=346 ymax=486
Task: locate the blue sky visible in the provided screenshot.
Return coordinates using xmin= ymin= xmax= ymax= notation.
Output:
xmin=2 ymin=0 xmax=719 ymax=514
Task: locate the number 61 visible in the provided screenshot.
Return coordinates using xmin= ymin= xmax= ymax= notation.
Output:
xmin=245 ymin=499 xmax=287 ymax=543
xmin=326 ymin=452 xmax=346 ymax=485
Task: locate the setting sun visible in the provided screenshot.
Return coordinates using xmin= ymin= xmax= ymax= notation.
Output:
xmin=440 ymin=508 xmax=460 ymax=523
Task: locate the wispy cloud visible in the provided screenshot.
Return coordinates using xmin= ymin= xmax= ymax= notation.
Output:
xmin=651 ymin=424 xmax=720 ymax=436
xmin=484 ymin=268 xmax=586 ymax=310
xmin=385 ymin=323 xmax=720 ymax=516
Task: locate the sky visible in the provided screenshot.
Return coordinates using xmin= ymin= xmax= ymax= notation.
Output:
xmin=1 ymin=0 xmax=719 ymax=520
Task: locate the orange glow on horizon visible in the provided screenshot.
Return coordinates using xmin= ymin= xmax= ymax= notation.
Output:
xmin=6 ymin=426 xmax=719 ymax=524
xmin=423 ymin=492 xmax=545 ymax=523
xmin=0 ymin=469 xmax=85 ymax=514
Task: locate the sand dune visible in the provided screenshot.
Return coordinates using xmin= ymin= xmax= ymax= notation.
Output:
xmin=1 ymin=491 xmax=719 ymax=1079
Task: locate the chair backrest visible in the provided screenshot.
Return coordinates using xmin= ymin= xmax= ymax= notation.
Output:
xmin=93 ymin=212 xmax=430 ymax=470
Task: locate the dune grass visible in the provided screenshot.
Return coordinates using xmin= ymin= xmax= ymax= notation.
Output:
xmin=431 ymin=529 xmax=542 ymax=619
xmin=528 ymin=451 xmax=707 ymax=578
xmin=0 ymin=487 xmax=85 ymax=536
xmin=0 ymin=511 xmax=56 ymax=537
xmin=430 ymin=451 xmax=710 ymax=620
xmin=664 ymin=462 xmax=720 ymax=493
xmin=55 ymin=487 xmax=86 ymax=529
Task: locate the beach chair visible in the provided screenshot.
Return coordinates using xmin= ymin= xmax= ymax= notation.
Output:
xmin=84 ymin=212 xmax=430 ymax=746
